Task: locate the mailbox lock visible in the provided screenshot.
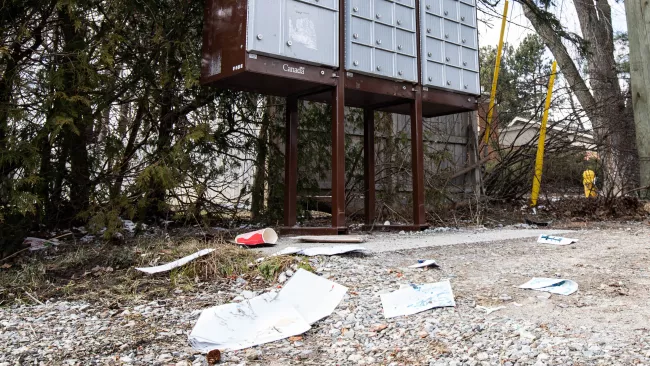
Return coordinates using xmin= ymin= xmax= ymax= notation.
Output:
xmin=426 ymin=28 xmax=431 ymax=33
xmin=447 ymin=81 xmax=451 ymax=85
xmin=257 ymin=34 xmax=263 ymax=40
xmin=320 ymin=71 xmax=325 ymax=75
xmin=446 ymin=57 xmax=450 ymax=61
xmin=398 ymin=45 xmax=403 ymax=50
xmin=376 ymin=13 xmax=381 ymax=19
xmin=444 ymin=10 xmax=448 ymax=15
xmin=376 ymin=39 xmax=382 ymax=45
xmin=461 ymin=16 xmax=465 ymax=21
xmin=287 ymin=41 xmax=293 ymax=46
xmin=463 ymin=61 xmax=467 ymax=66
xmin=376 ymin=66 xmax=382 ymax=71
xmin=427 ymin=52 xmax=432 ymax=57
xmin=426 ymin=4 xmax=431 ymax=9
xmin=462 ymin=39 xmax=466 ymax=44
xmin=428 ymin=77 xmax=433 ymax=82
xmin=397 ymin=20 xmax=402 ymax=25
xmin=353 ymin=7 xmax=359 ymax=12
xmin=398 ymin=71 xmax=403 ymax=76
xmin=353 ymin=61 xmax=359 ymax=66
xmin=353 ymin=33 xmax=359 ymax=39
xmin=402 ymin=86 xmax=407 ymax=90
xmin=464 ymin=84 xmax=468 ymax=89
xmin=445 ymin=34 xmax=449 ymax=39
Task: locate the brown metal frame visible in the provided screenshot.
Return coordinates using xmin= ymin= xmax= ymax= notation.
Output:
xmin=201 ymin=0 xmax=480 ymax=235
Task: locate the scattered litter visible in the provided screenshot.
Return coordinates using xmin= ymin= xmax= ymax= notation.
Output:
xmin=408 ymin=260 xmax=439 ymax=269
xmin=136 ymin=249 xmax=215 ymax=274
xmin=371 ymin=324 xmax=389 ymax=332
xmin=122 ymin=219 xmax=137 ymax=233
xmin=537 ymin=235 xmax=578 ymax=245
xmin=273 ymin=245 xmax=368 ymax=257
xmin=519 ymin=278 xmax=578 ymax=296
xmin=297 ymin=235 xmax=365 ymax=244
xmin=476 ymin=305 xmax=505 ymax=315
xmin=384 ymin=221 xmax=391 ymax=226
xmin=206 ymin=349 xmax=221 ymax=365
xmin=24 ymin=237 xmax=60 ymax=251
xmin=235 ymin=228 xmax=278 ymax=246
xmin=525 ymin=219 xmax=552 ymax=227
xmin=189 ymin=269 xmax=347 ymax=352
xmin=381 ymin=280 xmax=456 ymax=318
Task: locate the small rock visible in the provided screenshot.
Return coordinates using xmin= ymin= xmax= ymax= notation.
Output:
xmin=278 ymin=273 xmax=287 ymax=283
xmin=245 ymin=349 xmax=261 ymax=361
xmin=477 ymin=352 xmax=489 ymax=361
xmin=299 ymin=350 xmax=313 ymax=360
xmin=285 ymin=270 xmax=294 ymax=277
xmin=348 ymin=354 xmax=363 ymax=362
xmin=242 ymin=290 xmax=255 ymax=299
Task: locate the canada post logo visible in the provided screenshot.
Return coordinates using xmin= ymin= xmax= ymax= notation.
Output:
xmin=283 ymin=64 xmax=305 ymax=75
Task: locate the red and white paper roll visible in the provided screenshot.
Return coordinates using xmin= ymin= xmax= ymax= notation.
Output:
xmin=235 ymin=228 xmax=278 ymax=246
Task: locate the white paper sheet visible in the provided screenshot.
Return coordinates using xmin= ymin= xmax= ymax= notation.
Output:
xmin=273 ymin=245 xmax=368 ymax=257
xmin=188 ymin=269 xmax=347 ymax=352
xmin=408 ymin=260 xmax=439 ymax=269
xmin=519 ymin=277 xmax=578 ymax=296
xmin=136 ymin=249 xmax=215 ymax=274
xmin=275 ymin=269 xmax=348 ymax=324
xmin=381 ymin=280 xmax=456 ymax=318
xmin=189 ymin=293 xmax=311 ymax=352
xmin=537 ymin=235 xmax=579 ymax=245
xmin=297 ymin=236 xmax=366 ymax=244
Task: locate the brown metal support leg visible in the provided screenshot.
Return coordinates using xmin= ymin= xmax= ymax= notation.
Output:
xmin=331 ymin=83 xmax=346 ymax=229
xmin=284 ymin=97 xmax=298 ymax=227
xmin=364 ymin=108 xmax=376 ymax=225
xmin=410 ymin=91 xmax=426 ymax=226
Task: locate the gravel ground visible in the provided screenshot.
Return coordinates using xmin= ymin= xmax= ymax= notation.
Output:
xmin=2 ymin=224 xmax=650 ymax=365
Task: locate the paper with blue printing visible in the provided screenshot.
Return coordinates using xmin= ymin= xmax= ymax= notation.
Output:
xmin=273 ymin=244 xmax=368 ymax=257
xmin=519 ymin=278 xmax=578 ymax=296
xmin=380 ymin=280 xmax=456 ymax=319
xmin=537 ymin=235 xmax=579 ymax=245
xmin=189 ymin=269 xmax=347 ymax=352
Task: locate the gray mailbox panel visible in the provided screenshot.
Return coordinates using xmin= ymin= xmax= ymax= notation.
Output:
xmin=421 ymin=0 xmax=479 ymax=95
xmin=247 ymin=0 xmax=339 ymax=67
xmin=346 ymin=0 xmax=418 ymax=82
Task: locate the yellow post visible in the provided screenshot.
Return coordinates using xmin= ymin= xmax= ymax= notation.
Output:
xmin=484 ymin=0 xmax=510 ymax=145
xmin=530 ymin=61 xmax=558 ymax=207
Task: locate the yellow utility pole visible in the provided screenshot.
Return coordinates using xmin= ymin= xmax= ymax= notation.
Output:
xmin=484 ymin=0 xmax=510 ymax=145
xmin=530 ymin=61 xmax=558 ymax=207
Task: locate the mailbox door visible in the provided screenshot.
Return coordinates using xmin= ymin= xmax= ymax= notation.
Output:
xmin=247 ymin=0 xmax=283 ymax=56
xmin=284 ymin=0 xmax=339 ymax=66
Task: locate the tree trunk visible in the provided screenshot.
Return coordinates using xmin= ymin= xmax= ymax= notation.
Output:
xmin=625 ymin=0 xmax=650 ymax=197
xmin=58 ymin=9 xmax=92 ymax=218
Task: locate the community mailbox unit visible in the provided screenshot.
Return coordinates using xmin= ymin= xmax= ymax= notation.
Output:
xmin=202 ymin=0 xmax=480 ymax=233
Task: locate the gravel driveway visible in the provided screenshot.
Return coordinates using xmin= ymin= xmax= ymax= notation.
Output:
xmin=2 ymin=224 xmax=650 ymax=365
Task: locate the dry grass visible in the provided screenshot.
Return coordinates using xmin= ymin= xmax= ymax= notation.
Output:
xmin=0 ymin=236 xmax=263 ymax=306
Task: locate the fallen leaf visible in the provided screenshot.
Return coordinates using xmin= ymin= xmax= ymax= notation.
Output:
xmin=206 ymin=349 xmax=221 ymax=365
xmin=1 ymin=263 xmax=11 ymax=269
xmin=371 ymin=324 xmax=389 ymax=332
xmin=289 ymin=336 xmax=303 ymax=342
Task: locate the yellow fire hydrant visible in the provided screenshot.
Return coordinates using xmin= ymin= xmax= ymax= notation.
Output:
xmin=582 ymin=169 xmax=597 ymax=198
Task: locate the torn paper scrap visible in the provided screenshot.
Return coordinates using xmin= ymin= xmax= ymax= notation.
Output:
xmin=537 ymin=235 xmax=578 ymax=245
xmin=274 ymin=269 xmax=348 ymax=324
xmin=519 ymin=278 xmax=578 ymax=296
xmin=189 ymin=293 xmax=311 ymax=352
xmin=381 ymin=280 xmax=456 ymax=318
xmin=235 ymin=228 xmax=278 ymax=246
xmin=409 ymin=260 xmax=439 ymax=269
xmin=297 ymin=236 xmax=366 ymax=244
xmin=273 ymin=245 xmax=368 ymax=257
xmin=136 ymin=249 xmax=215 ymax=274
xmin=189 ymin=270 xmax=347 ymax=352
xmin=24 ymin=237 xmax=60 ymax=251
